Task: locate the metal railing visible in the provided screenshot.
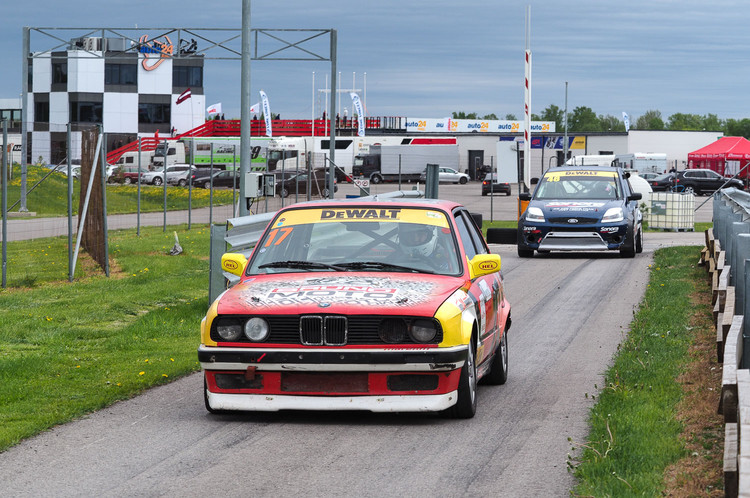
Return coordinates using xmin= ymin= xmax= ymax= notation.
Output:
xmin=707 ymin=187 xmax=750 ymax=496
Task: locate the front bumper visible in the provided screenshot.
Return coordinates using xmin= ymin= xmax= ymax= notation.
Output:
xmin=200 ymin=345 xmax=467 ymax=412
xmin=519 ymin=222 xmax=629 ymax=252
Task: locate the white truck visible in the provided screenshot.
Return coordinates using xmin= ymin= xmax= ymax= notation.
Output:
xmin=352 ymin=142 xmax=460 ymax=184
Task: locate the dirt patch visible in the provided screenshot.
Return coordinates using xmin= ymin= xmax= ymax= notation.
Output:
xmin=662 ymin=278 xmax=724 ymax=496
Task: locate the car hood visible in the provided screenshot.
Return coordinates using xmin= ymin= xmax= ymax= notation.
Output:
xmin=215 ymin=272 xmax=466 ymax=317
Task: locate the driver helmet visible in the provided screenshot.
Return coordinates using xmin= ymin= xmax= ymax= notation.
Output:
xmin=399 ymin=223 xmax=438 ymax=257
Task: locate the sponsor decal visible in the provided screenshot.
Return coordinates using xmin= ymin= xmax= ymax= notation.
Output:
xmin=600 ymin=226 xmax=619 ymax=233
xmin=233 ymin=276 xmax=437 ymax=308
xmin=139 ymin=35 xmax=173 ymax=71
xmin=478 ymin=260 xmax=499 ymax=271
xmin=223 ymin=260 xmax=240 ymax=271
xmin=320 ymin=208 xmax=401 ymax=220
xmin=545 ymin=201 xmax=605 ymax=208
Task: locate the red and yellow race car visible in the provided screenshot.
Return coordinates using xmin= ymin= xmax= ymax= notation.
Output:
xmin=199 ymin=198 xmax=512 ymax=418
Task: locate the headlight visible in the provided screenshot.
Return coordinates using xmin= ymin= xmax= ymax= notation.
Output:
xmin=379 ymin=318 xmax=407 ymax=343
xmin=410 ymin=319 xmax=438 ymax=343
xmin=244 ymin=317 xmax=270 ymax=342
xmin=526 ymin=206 xmax=545 ymax=223
xmin=215 ymin=319 xmax=243 ymax=341
xmin=602 ymin=207 xmax=624 ymax=223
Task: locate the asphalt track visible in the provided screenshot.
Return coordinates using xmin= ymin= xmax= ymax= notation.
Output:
xmin=0 ymin=182 xmax=707 ymax=496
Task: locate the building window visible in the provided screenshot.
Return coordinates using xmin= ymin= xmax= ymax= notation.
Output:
xmin=173 ymin=65 xmax=203 ymax=87
xmin=138 ymin=103 xmax=170 ymax=124
xmin=34 ymin=101 xmax=50 ymax=123
xmin=105 ymin=63 xmax=137 ymax=85
xmin=70 ymin=101 xmax=103 ymax=123
xmin=52 ymin=60 xmax=67 ymax=84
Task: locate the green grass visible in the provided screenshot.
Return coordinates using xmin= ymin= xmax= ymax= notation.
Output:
xmin=2 ymin=164 xmax=235 ymax=217
xmin=572 ymin=246 xmax=708 ymax=495
xmin=0 ymin=225 xmax=212 ymax=451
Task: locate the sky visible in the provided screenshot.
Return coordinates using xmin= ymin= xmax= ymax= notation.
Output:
xmin=3 ymin=0 xmax=750 ymax=123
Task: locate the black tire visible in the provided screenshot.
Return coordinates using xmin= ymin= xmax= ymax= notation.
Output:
xmin=203 ymin=181 xmax=211 ymax=189
xmin=518 ymin=246 xmax=534 ymax=258
xmin=178 ymin=179 xmax=187 ymax=187
xmin=459 ymin=177 xmax=468 ymax=184
xmin=370 ymin=174 xmax=383 ymax=184
xmin=684 ymin=186 xmax=695 ymax=195
xmin=322 ymin=188 xmax=331 ymax=198
xmin=620 ymin=225 xmax=637 ymax=258
xmin=483 ymin=330 xmax=508 ymax=385
xmin=448 ymin=341 xmax=477 ymax=419
xmin=153 ymin=177 xmax=163 ymax=186
xmin=124 ymin=177 xmax=132 ymax=185
xmin=506 ymin=191 xmax=511 ymax=196
xmin=482 ymin=191 xmax=488 ymax=196
xmin=635 ymin=224 xmax=643 ymax=254
xmin=280 ymin=188 xmax=290 ymax=198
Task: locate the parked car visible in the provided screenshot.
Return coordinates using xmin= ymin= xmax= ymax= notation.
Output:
xmin=518 ymin=166 xmax=643 ymax=258
xmin=200 ymin=198 xmax=512 ymax=418
xmin=648 ymin=172 xmax=677 ymax=192
xmin=275 ymin=168 xmax=337 ymax=198
xmin=110 ymin=166 xmax=142 ymax=184
xmin=481 ymin=173 xmax=511 ymax=196
xmin=419 ymin=167 xmax=469 ymax=184
xmin=638 ymin=172 xmax=659 ymax=181
xmin=191 ymin=169 xmax=240 ymax=189
xmin=671 ymin=169 xmax=744 ymax=195
xmin=141 ymin=164 xmax=193 ymax=186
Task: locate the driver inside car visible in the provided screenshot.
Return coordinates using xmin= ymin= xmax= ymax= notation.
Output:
xmin=398 ymin=223 xmax=457 ymax=272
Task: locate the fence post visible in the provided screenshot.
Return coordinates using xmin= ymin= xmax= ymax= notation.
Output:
xmin=2 ymin=119 xmax=7 ymax=288
xmin=208 ymin=223 xmax=227 ymax=305
xmin=731 ymin=223 xmax=750 ymax=288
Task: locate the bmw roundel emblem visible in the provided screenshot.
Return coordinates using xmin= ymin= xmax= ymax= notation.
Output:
xmin=568 ymin=218 xmax=579 ymax=224
xmin=318 ymin=302 xmax=331 ymax=308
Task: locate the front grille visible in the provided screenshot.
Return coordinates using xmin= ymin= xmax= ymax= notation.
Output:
xmin=547 ymin=216 xmax=601 ymax=224
xmin=211 ymin=315 xmax=442 ymax=345
xmin=300 ymin=315 xmax=347 ymax=346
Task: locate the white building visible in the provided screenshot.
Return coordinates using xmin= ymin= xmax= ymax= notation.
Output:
xmin=27 ymin=36 xmax=205 ymax=165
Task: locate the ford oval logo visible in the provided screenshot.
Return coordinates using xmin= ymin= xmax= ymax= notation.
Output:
xmin=568 ymin=218 xmax=579 ymax=224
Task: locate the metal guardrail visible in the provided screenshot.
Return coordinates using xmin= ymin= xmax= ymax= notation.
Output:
xmin=207 ymin=190 xmax=426 ymax=303
xmin=707 ymin=187 xmax=750 ymax=496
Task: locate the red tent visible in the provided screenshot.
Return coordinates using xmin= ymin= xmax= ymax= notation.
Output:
xmin=687 ymin=136 xmax=750 ymax=178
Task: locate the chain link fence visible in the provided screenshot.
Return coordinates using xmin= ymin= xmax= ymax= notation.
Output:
xmin=1 ymin=124 xmax=336 ymax=289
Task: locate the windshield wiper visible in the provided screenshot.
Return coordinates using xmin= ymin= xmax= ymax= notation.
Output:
xmin=258 ymin=260 xmax=346 ymax=271
xmin=336 ymin=261 xmax=435 ymax=274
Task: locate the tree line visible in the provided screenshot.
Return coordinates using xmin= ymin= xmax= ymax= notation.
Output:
xmin=452 ymin=107 xmax=750 ymax=137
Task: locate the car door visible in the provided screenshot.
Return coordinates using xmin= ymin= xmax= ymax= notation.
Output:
xmin=703 ymin=170 xmax=723 ymax=191
xmin=453 ymin=209 xmax=502 ymax=367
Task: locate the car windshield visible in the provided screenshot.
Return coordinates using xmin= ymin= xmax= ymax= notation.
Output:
xmin=534 ymin=170 xmax=621 ymax=200
xmin=248 ymin=207 xmax=461 ymax=276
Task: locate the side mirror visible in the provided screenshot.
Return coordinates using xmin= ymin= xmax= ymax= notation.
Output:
xmin=628 ymin=192 xmax=642 ymax=201
xmin=519 ymin=192 xmax=532 ymax=201
xmin=221 ymin=253 xmax=248 ymax=277
xmin=468 ymin=254 xmax=502 ymax=279
xmin=530 ymin=177 xmax=540 ymax=185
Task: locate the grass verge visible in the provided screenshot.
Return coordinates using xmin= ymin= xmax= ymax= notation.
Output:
xmin=2 ymin=165 xmax=235 ymax=217
xmin=571 ymin=246 xmax=722 ymax=495
xmin=0 ymin=225 xmax=211 ymax=452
